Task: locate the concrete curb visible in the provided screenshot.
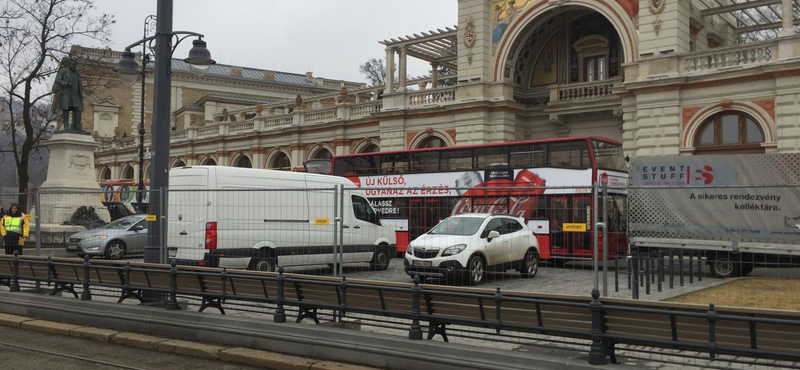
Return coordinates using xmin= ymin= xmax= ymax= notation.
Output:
xmin=220 ymin=347 xmax=316 ymax=370
xmin=0 ymin=298 xmax=384 ymax=370
xmin=111 ymin=332 xmax=170 ymax=350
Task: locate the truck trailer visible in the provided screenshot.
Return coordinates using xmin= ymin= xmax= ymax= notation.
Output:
xmin=628 ymin=153 xmax=800 ymax=278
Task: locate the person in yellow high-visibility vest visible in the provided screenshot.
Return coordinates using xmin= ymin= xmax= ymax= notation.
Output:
xmin=1 ymin=204 xmax=29 ymax=255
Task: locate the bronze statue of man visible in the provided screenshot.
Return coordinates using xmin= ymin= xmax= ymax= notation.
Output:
xmin=56 ymin=59 xmax=85 ymax=132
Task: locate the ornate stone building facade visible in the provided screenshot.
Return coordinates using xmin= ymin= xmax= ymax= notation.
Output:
xmin=95 ymin=0 xmax=800 ymax=180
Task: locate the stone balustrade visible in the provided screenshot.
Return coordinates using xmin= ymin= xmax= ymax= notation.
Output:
xmin=228 ymin=121 xmax=255 ymax=134
xmin=679 ymin=41 xmax=777 ymax=73
xmin=350 ymin=101 xmax=383 ymax=118
xmin=549 ymin=77 xmax=622 ymax=104
xmin=304 ymin=108 xmax=338 ymax=124
xmin=408 ymin=86 xmax=457 ymax=106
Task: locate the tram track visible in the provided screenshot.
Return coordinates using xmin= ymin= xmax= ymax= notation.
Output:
xmin=0 ymin=339 xmax=153 ymax=370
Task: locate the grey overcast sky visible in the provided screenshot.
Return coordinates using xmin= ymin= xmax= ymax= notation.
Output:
xmin=92 ymin=0 xmax=458 ymax=84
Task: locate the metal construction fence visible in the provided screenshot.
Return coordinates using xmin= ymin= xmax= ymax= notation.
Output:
xmin=2 ymin=254 xmax=800 ymax=369
xmin=0 ymin=182 xmax=798 ymax=305
xmin=1 ymin=182 xmax=800 ymax=369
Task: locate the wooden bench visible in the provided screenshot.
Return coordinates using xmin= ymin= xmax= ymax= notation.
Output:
xmin=12 ymin=256 xmax=79 ymax=298
xmin=602 ymin=298 xmax=800 ymax=361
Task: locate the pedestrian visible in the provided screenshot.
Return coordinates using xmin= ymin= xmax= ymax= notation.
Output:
xmin=1 ymin=204 xmax=29 ymax=256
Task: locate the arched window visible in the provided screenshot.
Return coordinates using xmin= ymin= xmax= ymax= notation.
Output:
xmin=416 ymin=136 xmax=447 ymax=149
xmin=121 ymin=165 xmax=135 ymax=180
xmin=314 ymin=149 xmax=332 ymax=160
xmin=269 ymin=152 xmax=291 ymax=170
xmin=233 ymin=155 xmax=252 ymax=168
xmin=200 ymin=157 xmax=216 ymax=166
xmin=360 ymin=144 xmax=380 ymax=153
xmin=694 ymin=112 xmax=765 ymax=154
xmin=172 ymin=159 xmax=186 ymax=168
xmin=99 ymin=167 xmax=112 ymax=181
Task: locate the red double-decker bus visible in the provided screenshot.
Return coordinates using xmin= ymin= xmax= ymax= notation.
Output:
xmin=331 ymin=136 xmax=628 ymax=263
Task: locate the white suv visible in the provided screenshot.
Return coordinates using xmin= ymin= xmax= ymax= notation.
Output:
xmin=404 ymin=213 xmax=539 ymax=285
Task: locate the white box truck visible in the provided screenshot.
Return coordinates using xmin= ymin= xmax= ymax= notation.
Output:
xmin=167 ymin=166 xmax=396 ymax=272
xmin=628 ymin=153 xmax=800 ymax=278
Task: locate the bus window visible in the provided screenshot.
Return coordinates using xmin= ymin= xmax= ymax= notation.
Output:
xmin=410 ymin=151 xmax=439 ymax=172
xmin=593 ymin=140 xmax=627 ymax=171
xmin=440 ymin=149 xmax=473 ymax=171
xmin=475 ymin=147 xmax=508 ymax=168
xmin=352 ymin=155 xmax=380 ymax=175
xmin=333 ymin=158 xmax=354 ymax=176
xmin=548 ymin=141 xmax=588 ymax=168
xmin=380 ymin=153 xmax=409 ymax=173
xmin=510 ymin=144 xmax=546 ymax=167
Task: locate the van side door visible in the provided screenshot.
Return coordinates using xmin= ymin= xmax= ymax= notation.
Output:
xmin=349 ymin=194 xmax=382 ymax=262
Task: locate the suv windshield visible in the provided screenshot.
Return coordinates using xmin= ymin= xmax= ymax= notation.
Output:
xmin=429 ymin=217 xmax=485 ymax=236
xmin=102 ymin=217 xmax=138 ymax=230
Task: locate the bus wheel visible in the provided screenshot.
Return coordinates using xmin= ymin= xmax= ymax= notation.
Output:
xmin=520 ymin=250 xmax=539 ymax=278
xmin=709 ymin=252 xmax=742 ymax=278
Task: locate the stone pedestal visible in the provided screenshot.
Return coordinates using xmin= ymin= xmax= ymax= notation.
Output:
xmin=31 ymin=132 xmax=110 ymax=247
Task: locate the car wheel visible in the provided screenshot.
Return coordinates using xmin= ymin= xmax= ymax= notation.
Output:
xmin=370 ymin=245 xmax=390 ymax=271
xmin=466 ymin=255 xmax=486 ymax=286
xmin=709 ymin=252 xmax=742 ymax=278
xmin=248 ymin=252 xmax=276 ymax=273
xmin=521 ymin=250 xmax=539 ymax=278
xmin=104 ymin=240 xmax=126 ymax=260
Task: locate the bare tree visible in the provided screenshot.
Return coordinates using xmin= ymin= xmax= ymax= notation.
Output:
xmin=0 ymin=0 xmax=114 ymax=210
xmin=360 ymin=58 xmax=393 ymax=86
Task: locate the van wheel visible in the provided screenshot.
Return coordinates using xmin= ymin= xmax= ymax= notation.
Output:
xmin=466 ymin=255 xmax=486 ymax=286
xmin=370 ymin=246 xmax=390 ymax=271
xmin=249 ymin=255 xmax=276 ymax=272
xmin=709 ymin=252 xmax=742 ymax=278
xmin=520 ymin=250 xmax=539 ymax=278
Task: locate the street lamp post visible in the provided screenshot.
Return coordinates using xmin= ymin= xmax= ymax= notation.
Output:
xmin=137 ymin=15 xmax=156 ymax=215
xmin=115 ymin=0 xmax=215 ymax=267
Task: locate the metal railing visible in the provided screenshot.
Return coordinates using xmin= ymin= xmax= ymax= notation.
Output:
xmin=2 ymin=254 xmax=800 ymax=366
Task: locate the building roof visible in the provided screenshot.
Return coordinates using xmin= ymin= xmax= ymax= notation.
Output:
xmin=169 ymin=59 xmax=321 ymax=89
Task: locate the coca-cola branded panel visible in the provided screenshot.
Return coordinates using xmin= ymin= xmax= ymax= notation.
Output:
xmin=348 ymin=168 xmax=597 ymax=220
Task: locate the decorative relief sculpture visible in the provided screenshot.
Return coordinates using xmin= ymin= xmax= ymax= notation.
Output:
xmin=68 ymin=153 xmax=91 ymax=171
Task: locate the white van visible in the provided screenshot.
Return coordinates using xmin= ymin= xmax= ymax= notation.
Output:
xmin=167 ymin=166 xmax=396 ymax=272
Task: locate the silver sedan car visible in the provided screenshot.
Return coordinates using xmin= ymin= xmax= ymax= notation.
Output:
xmin=66 ymin=215 xmax=148 ymax=259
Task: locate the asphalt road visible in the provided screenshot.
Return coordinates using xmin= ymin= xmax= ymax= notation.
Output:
xmin=0 ymin=325 xmax=262 ymax=370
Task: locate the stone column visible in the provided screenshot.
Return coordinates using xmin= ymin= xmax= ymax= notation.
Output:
xmin=398 ymin=47 xmax=408 ymax=91
xmin=385 ymin=48 xmax=395 ymax=92
xmin=431 ymin=63 xmax=439 ymax=89
xmin=782 ymin=0 xmax=795 ymax=37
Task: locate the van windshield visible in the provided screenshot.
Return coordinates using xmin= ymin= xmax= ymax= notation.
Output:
xmin=429 ymin=217 xmax=484 ymax=236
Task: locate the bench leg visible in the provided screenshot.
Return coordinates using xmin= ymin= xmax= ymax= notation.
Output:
xmin=607 ymin=342 xmax=618 ymax=364
xmin=118 ymin=289 xmax=144 ymax=304
xmin=426 ymin=322 xmax=448 ymax=342
xmin=199 ymin=297 xmax=226 ymax=315
xmin=296 ymin=306 xmax=319 ymax=324
xmin=49 ymin=283 xmax=79 ymax=299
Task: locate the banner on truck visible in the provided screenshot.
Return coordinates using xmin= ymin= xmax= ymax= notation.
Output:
xmin=629 ymin=154 xmax=800 ymax=244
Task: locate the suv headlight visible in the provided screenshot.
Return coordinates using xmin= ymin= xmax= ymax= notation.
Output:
xmin=82 ymin=235 xmax=108 ymax=242
xmin=441 ymin=244 xmax=467 ymax=256
xmin=406 ymin=247 xmax=414 ymax=257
